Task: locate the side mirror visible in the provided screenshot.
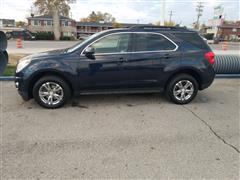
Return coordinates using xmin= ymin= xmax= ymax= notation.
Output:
xmin=84 ymin=46 xmax=95 ymax=59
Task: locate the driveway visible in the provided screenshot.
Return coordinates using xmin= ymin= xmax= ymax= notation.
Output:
xmin=0 ymin=79 xmax=239 ymax=179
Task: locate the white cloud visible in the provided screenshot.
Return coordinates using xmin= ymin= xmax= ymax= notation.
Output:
xmin=0 ymin=0 xmax=239 ymax=26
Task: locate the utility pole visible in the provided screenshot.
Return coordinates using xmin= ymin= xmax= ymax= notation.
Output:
xmin=160 ymin=0 xmax=165 ymax=26
xmin=196 ymin=2 xmax=204 ymax=30
xmin=168 ymin=10 xmax=174 ymax=23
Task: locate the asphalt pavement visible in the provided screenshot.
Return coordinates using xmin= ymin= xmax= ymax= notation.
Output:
xmin=0 ymin=79 xmax=239 ymax=179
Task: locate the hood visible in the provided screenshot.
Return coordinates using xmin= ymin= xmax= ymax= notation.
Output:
xmin=25 ymin=49 xmax=68 ymax=61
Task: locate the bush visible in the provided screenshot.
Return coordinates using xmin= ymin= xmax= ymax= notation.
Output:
xmin=203 ymin=33 xmax=214 ymax=40
xmin=60 ymin=36 xmax=75 ymax=41
xmin=35 ymin=32 xmax=54 ymax=40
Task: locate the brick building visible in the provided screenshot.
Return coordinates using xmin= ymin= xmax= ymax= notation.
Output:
xmin=218 ymin=21 xmax=240 ymax=41
xmin=27 ymin=15 xmax=77 ymax=37
xmin=76 ymin=22 xmax=149 ymax=38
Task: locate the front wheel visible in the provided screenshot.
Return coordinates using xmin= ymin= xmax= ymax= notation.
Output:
xmin=33 ymin=76 xmax=71 ymax=108
xmin=166 ymin=74 xmax=199 ymax=104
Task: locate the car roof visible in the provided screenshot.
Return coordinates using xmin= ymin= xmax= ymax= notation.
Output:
xmin=101 ymin=26 xmax=196 ymax=35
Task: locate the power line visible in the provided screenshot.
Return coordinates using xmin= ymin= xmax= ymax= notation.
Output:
xmin=168 ymin=10 xmax=174 ymax=23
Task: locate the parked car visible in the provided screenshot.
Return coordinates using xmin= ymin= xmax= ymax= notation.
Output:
xmin=78 ymin=34 xmax=90 ymax=41
xmin=6 ymin=30 xmax=36 ymax=40
xmin=15 ymin=26 xmax=215 ymax=108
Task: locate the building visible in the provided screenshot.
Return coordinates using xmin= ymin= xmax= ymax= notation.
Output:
xmin=218 ymin=21 xmax=240 ymax=41
xmin=76 ymin=22 xmax=150 ymax=38
xmin=0 ymin=19 xmax=15 ymax=28
xmin=27 ymin=15 xmax=76 ymax=37
xmin=206 ymin=20 xmax=240 ymax=41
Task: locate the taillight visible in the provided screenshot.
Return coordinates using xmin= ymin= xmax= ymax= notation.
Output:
xmin=204 ymin=52 xmax=215 ymax=65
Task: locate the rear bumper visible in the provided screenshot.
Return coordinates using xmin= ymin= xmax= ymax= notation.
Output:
xmin=200 ymin=78 xmax=214 ymax=90
xmin=199 ymin=66 xmax=215 ymax=90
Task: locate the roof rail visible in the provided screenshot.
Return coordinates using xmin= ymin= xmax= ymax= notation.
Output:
xmin=130 ymin=25 xmax=187 ymax=31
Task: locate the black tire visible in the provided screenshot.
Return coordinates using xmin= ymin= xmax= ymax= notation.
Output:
xmin=33 ymin=76 xmax=71 ymax=108
xmin=165 ymin=74 xmax=199 ymax=104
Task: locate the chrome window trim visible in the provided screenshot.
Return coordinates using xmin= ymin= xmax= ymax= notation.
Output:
xmin=80 ymin=32 xmax=179 ymax=56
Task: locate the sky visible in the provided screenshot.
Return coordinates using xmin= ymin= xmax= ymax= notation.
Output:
xmin=0 ymin=0 xmax=239 ymax=27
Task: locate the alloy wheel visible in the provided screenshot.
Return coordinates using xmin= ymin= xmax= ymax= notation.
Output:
xmin=173 ymin=80 xmax=194 ymax=101
xmin=38 ymin=82 xmax=64 ymax=106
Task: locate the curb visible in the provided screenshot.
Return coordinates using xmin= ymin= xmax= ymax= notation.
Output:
xmin=0 ymin=76 xmax=15 ymax=81
xmin=215 ymin=74 xmax=240 ymax=78
xmin=0 ymin=74 xmax=239 ymax=81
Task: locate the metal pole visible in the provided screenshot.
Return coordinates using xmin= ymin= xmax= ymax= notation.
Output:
xmin=169 ymin=10 xmax=173 ymax=23
xmin=160 ymin=0 xmax=165 ymax=26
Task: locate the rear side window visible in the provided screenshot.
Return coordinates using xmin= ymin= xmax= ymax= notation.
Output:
xmin=173 ymin=32 xmax=210 ymax=50
xmin=133 ymin=33 xmax=176 ymax=52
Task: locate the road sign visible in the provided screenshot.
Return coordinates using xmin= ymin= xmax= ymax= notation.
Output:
xmin=214 ymin=5 xmax=224 ymax=19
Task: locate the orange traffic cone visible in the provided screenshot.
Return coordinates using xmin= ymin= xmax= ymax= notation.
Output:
xmin=222 ymin=41 xmax=228 ymax=51
xmin=16 ymin=38 xmax=23 ymax=48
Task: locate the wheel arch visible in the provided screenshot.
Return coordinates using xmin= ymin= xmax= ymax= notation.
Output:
xmin=28 ymin=70 xmax=74 ymax=98
xmin=165 ymin=68 xmax=202 ymax=90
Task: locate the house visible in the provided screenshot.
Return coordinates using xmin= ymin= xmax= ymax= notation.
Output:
xmin=27 ymin=15 xmax=77 ymax=37
xmin=76 ymin=22 xmax=150 ymax=38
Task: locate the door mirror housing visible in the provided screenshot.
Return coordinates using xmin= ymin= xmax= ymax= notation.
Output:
xmin=84 ymin=46 xmax=95 ymax=59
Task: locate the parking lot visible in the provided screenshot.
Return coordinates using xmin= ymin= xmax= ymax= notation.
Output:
xmin=0 ymin=79 xmax=239 ymax=179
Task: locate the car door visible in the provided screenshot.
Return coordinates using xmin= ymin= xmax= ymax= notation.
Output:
xmin=77 ymin=33 xmax=132 ymax=90
xmin=123 ymin=32 xmax=179 ymax=89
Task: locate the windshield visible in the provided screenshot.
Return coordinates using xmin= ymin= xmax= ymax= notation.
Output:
xmin=67 ymin=31 xmax=106 ymax=53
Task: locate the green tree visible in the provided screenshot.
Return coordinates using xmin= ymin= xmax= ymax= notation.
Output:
xmin=16 ymin=21 xmax=26 ymax=28
xmin=33 ymin=0 xmax=71 ymax=40
xmin=80 ymin=11 xmax=116 ymax=23
xmin=112 ymin=22 xmax=123 ymax=28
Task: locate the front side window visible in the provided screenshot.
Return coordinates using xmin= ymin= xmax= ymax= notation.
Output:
xmin=133 ymin=33 xmax=176 ymax=52
xmin=89 ymin=33 xmax=130 ymax=54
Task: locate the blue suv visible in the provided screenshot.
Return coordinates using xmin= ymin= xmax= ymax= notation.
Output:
xmin=15 ymin=26 xmax=215 ymax=108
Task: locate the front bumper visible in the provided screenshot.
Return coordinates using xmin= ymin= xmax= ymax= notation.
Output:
xmin=15 ymin=76 xmax=30 ymax=101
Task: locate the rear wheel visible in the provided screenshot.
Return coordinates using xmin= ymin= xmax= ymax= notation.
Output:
xmin=33 ymin=76 xmax=71 ymax=108
xmin=166 ymin=74 xmax=199 ymax=104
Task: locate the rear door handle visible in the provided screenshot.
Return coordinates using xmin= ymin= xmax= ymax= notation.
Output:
xmin=119 ymin=57 xmax=128 ymax=61
xmin=118 ymin=57 xmax=128 ymax=63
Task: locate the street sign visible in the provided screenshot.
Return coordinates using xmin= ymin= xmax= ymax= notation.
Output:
xmin=214 ymin=5 xmax=224 ymax=19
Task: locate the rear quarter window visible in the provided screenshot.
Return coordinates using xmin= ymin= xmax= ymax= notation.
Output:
xmin=133 ymin=33 xmax=177 ymax=52
xmin=172 ymin=32 xmax=210 ymax=50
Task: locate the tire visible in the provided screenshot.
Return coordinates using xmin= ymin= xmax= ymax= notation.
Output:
xmin=33 ymin=76 xmax=71 ymax=109
xmin=165 ymin=74 xmax=199 ymax=104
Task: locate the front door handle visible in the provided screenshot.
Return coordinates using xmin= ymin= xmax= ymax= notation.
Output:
xmin=163 ymin=54 xmax=170 ymax=59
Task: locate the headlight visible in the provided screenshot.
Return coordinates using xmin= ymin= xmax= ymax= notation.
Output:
xmin=16 ymin=58 xmax=31 ymax=73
